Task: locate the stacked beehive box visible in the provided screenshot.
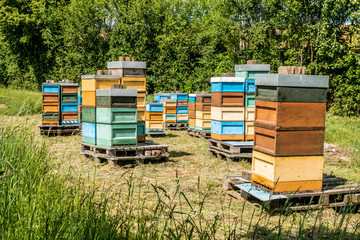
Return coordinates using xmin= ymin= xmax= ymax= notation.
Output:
xmin=252 ymin=73 xmax=329 ymax=193
xmin=78 ymin=87 xmax=82 ymax=123
xmin=81 ymin=75 xmax=121 ymax=145
xmin=195 ymin=93 xmax=211 ymax=132
xmin=96 ymin=88 xmax=138 ymax=148
xmin=235 ymin=64 xmax=270 ymax=140
xmin=154 ymin=93 xmax=171 ymax=103
xmin=60 ymin=82 xmax=79 ymax=125
xmin=210 ymin=77 xmax=246 ymax=141
xmin=146 ymin=102 xmax=164 ymax=133
xmin=188 ymin=94 xmax=196 ymax=130
xmin=171 ymin=93 xmax=189 ymax=123
xmin=42 ymin=82 xmax=60 ymax=125
xmin=162 ymin=99 xmax=177 ymax=124
xmin=107 ymin=60 xmax=147 ymax=142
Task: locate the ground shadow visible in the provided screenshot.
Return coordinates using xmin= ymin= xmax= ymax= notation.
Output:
xmin=169 ymin=150 xmax=192 ymax=158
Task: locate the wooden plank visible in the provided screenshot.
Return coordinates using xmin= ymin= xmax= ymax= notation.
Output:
xmin=42 ymin=93 xmax=59 ymax=103
xmin=195 ymin=102 xmax=211 ymax=111
xmin=195 ymin=111 xmax=211 ymax=120
xmin=211 ymin=133 xmax=244 ymax=141
xmin=211 ymin=107 xmax=244 ymax=121
xmin=121 ymin=77 xmax=146 ymax=92
xmin=146 ymin=112 xmax=163 ymax=121
xmin=254 ymin=127 xmax=325 ymax=156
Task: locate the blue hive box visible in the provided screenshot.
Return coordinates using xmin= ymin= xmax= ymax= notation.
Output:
xmin=146 ymin=103 xmax=164 ymax=112
xmin=82 ymin=122 xmax=96 ymax=145
xmin=211 ymin=120 xmax=245 ymax=135
xmin=170 ymin=93 xmax=188 ymax=101
xmin=42 ymin=84 xmax=60 ymax=93
xmin=61 ymin=103 xmax=78 ymax=112
xmin=176 ymin=107 xmax=188 ymax=114
xmin=211 ymin=77 xmax=245 ymax=93
xmin=245 ymin=79 xmax=255 ymax=93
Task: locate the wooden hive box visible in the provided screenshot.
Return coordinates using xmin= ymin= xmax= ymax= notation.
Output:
xmin=255 ymin=100 xmax=326 ymax=129
xmin=137 ymin=121 xmax=146 ymax=137
xmin=96 ymin=107 xmax=137 ymax=124
xmin=196 ymin=94 xmax=211 ymax=103
xmin=189 ymin=94 xmax=196 ymax=103
xmin=245 ymin=94 xmax=255 ymax=108
xmin=234 ymin=64 xmax=271 ymax=79
xmin=42 ymin=84 xmax=60 ymax=93
xmin=96 ymin=89 xmax=137 ymax=108
xmin=211 ymin=133 xmax=244 ymax=141
xmin=81 ymin=75 xmax=121 ymax=92
xmin=245 ymin=122 xmax=254 ymax=141
xmin=96 ymin=123 xmax=138 ymax=148
xmin=146 ymin=112 xmax=163 ymax=121
xmin=196 ymin=111 xmax=211 ymax=120
xmin=211 ymin=120 xmax=245 ymax=136
xmin=61 ymin=93 xmax=78 ymax=103
xmin=61 ymin=103 xmax=78 ymax=112
xmin=211 ymin=77 xmax=245 ymax=93
xmin=211 ymin=107 xmax=244 ymax=121
xmin=82 ymin=91 xmax=96 ymax=106
xmin=177 ymin=114 xmax=188 ymax=122
xmin=61 ymin=83 xmax=78 ymax=94
xmin=82 ymin=107 xmax=96 ymax=123
xmin=176 ymin=107 xmax=188 ymax=114
xmin=163 ymin=106 xmax=176 ymax=114
xmin=177 ymin=101 xmax=188 ymax=107
xmin=61 ymin=112 xmax=78 ymax=121
xmin=42 ymin=93 xmax=59 ymax=103
xmin=137 ymin=107 xmax=146 ymax=121
xmin=161 ymin=99 xmax=177 ymax=107
xmin=189 ymin=102 xmax=196 ymax=111
xmin=254 ymin=126 xmax=325 ymax=156
xmin=42 ymin=112 xmax=59 ymax=121
xmin=163 ymin=114 xmax=177 ymax=122
xmin=146 ymin=120 xmax=163 ymax=131
xmin=189 ymin=110 xmax=196 ymax=119
xmin=195 ymin=119 xmax=211 ymax=130
xmin=82 ymin=122 xmax=96 ymax=145
xmin=245 ymin=79 xmax=255 ymax=93
xmin=137 ymin=92 xmax=146 ymax=108
xmin=255 ymin=74 xmax=329 ymax=103
xmin=211 ymin=92 xmax=244 ymax=107
xmin=252 ymin=150 xmax=323 ymax=193
xmin=170 ymin=93 xmax=188 ymax=101
xmin=121 ymin=77 xmax=146 ymax=92
xmin=42 ymin=103 xmax=59 ymax=112
xmin=196 ymin=102 xmax=211 ymax=111
xmin=42 ymin=121 xmax=59 ymax=125
xmin=146 ymin=103 xmax=164 ymax=112
xmin=107 ymin=61 xmax=146 ymax=77
xmin=189 ymin=118 xmax=196 ymax=127
xmin=245 ymin=107 xmax=255 ymax=121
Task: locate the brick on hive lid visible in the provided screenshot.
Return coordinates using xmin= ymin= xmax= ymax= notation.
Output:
xmin=278 ymin=66 xmax=307 ymax=75
xmin=247 ymin=60 xmax=260 ymax=64
xmin=111 ymin=84 xmax=123 ymax=89
xmin=46 ymin=80 xmax=55 ymax=84
xmin=97 ymin=70 xmax=113 ymax=75
xmin=222 ymin=72 xmax=235 ymax=77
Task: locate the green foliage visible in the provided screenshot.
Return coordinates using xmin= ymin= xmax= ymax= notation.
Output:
xmin=0 ymin=87 xmax=42 ymax=115
xmin=0 ymin=0 xmax=360 ymax=115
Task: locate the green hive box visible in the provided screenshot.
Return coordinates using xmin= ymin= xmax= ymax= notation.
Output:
xmin=96 ymin=108 xmax=137 ymax=124
xmin=82 ymin=107 xmax=96 ymax=123
xmin=137 ymin=121 xmax=146 ymax=137
xmin=42 ymin=112 xmax=59 ymax=121
xmin=235 ymin=71 xmax=270 ymax=79
xmin=163 ymin=114 xmax=177 ymax=121
xmin=61 ymin=93 xmax=78 ymax=103
xmin=256 ymin=86 xmax=328 ymax=102
xmin=96 ymin=96 xmax=137 ymax=108
xmin=245 ymin=94 xmax=255 ymax=108
xmin=96 ymin=123 xmax=137 ymax=148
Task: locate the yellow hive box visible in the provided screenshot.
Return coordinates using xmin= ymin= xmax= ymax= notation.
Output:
xmin=163 ymin=102 xmax=177 ymax=107
xmin=189 ymin=118 xmax=196 ymax=127
xmin=137 ymin=107 xmax=146 ymax=121
xmin=195 ymin=111 xmax=211 ymax=120
xmin=163 ymin=106 xmax=176 ymax=114
xmin=81 ymin=76 xmax=121 ymax=91
xmin=146 ymin=112 xmax=163 ymax=121
xmin=121 ymin=77 xmax=146 ymax=92
xmin=82 ymin=91 xmax=96 ymax=106
xmin=146 ymin=120 xmax=163 ymax=130
xmin=211 ymin=107 xmax=245 ymax=121
xmin=42 ymin=103 xmax=59 ymax=112
xmin=137 ymin=92 xmax=146 ymax=108
xmin=245 ymin=121 xmax=254 ymax=141
xmin=195 ymin=119 xmax=211 ymax=129
xmin=177 ymin=114 xmax=188 ymax=121
xmin=245 ymin=107 xmax=255 ymax=121
xmin=252 ymin=150 xmax=324 ymax=193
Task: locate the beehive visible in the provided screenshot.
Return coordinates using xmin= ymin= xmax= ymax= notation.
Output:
xmin=252 ymin=73 xmax=329 ymax=193
xmin=188 ymin=94 xmax=196 ymax=130
xmin=146 ymin=102 xmax=164 ymax=133
xmin=41 ymin=83 xmax=60 ymax=125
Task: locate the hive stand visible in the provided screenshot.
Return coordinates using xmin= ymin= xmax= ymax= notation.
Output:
xmin=208 ymin=139 xmax=253 ymax=160
xmin=187 ymin=129 xmax=211 ymax=139
xmin=223 ymin=170 xmax=360 ymax=211
xmin=163 ymin=122 xmax=189 ymax=130
xmin=147 ymin=131 xmax=167 ymax=137
xmin=81 ymin=142 xmax=169 ymax=166
xmin=39 ymin=123 xmax=80 ymax=136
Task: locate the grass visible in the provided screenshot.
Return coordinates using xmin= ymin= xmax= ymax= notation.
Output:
xmin=2 ymin=88 xmax=360 ymax=239
xmin=0 ymin=87 xmax=42 ymax=115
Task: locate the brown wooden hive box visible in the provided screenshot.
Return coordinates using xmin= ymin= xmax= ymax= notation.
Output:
xmin=211 ymin=92 xmax=244 ymax=107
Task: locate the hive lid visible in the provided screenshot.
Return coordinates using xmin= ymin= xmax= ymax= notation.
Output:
xmin=147 ymin=103 xmax=163 ymax=106
xmin=160 ymin=99 xmax=176 ymax=103
xmin=235 ymin=64 xmax=271 ymax=72
xmin=155 ymin=93 xmax=171 ymax=96
xmin=211 ymin=77 xmax=245 ymax=83
xmin=81 ymin=75 xmax=121 ymax=79
xmin=42 ymin=83 xmax=60 ymax=86
xmin=170 ymin=93 xmax=188 ymax=96
xmin=107 ymin=61 xmax=146 ymax=69
xmin=189 ymin=94 xmax=196 ymax=97
xmin=255 ymin=74 xmax=329 ymax=88
xmin=60 ymin=83 xmax=79 ymax=87
xmin=96 ymin=89 xmax=138 ymax=97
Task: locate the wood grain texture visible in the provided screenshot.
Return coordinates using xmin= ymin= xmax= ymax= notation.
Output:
xmin=245 ymin=107 xmax=255 ymax=121
xmin=189 ymin=110 xmax=196 ymax=119
xmin=254 ymin=126 xmax=325 ymax=156
xmin=42 ymin=93 xmax=59 ymax=103
xmin=196 ymin=95 xmax=211 ymax=103
xmin=61 ymin=86 xmax=78 ymax=93
xmin=146 ymin=112 xmax=163 ymax=121
xmin=61 ymin=112 xmax=78 ymax=120
xmin=195 ymin=119 xmax=211 ymax=128
xmin=189 ymin=102 xmax=196 ymax=111
xmin=121 ymin=77 xmax=146 ymax=92
xmin=211 ymin=107 xmax=244 ymax=121
xmin=196 ymin=111 xmax=211 ymax=120
xmin=82 ymin=91 xmax=96 ymax=106
xmin=189 ymin=118 xmax=196 ymax=127
xmin=256 ymin=86 xmax=327 ymax=102
xmin=212 ymin=92 xmax=244 ymax=107
xmin=163 ymin=106 xmax=176 ymax=114
xmin=146 ymin=121 xmax=163 ymax=129
xmin=211 ymin=133 xmax=244 ymax=141
xmin=255 ymin=100 xmax=326 ymax=129
xmin=42 ymin=103 xmax=59 ymax=112
xmin=81 ymin=78 xmax=121 ymax=92
xmin=137 ymin=107 xmax=146 ymax=121
xmin=196 ymin=102 xmax=211 ymax=111
xmin=137 ymin=93 xmax=146 ymax=108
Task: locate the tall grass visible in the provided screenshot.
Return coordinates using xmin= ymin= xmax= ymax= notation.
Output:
xmin=0 ymin=87 xmax=42 ymax=115
xmin=1 ymin=121 xmax=360 ymax=239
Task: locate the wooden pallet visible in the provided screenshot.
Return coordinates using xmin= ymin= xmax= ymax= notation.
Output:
xmin=223 ymin=170 xmax=360 ymax=211
xmin=208 ymin=139 xmax=253 ymax=160
xmin=81 ymin=142 xmax=169 ymax=166
xmin=147 ymin=132 xmax=167 ymax=137
xmin=187 ymin=129 xmax=210 ymax=139
xmin=39 ymin=124 xmax=80 ymax=135
xmin=163 ymin=122 xmax=189 ymax=130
